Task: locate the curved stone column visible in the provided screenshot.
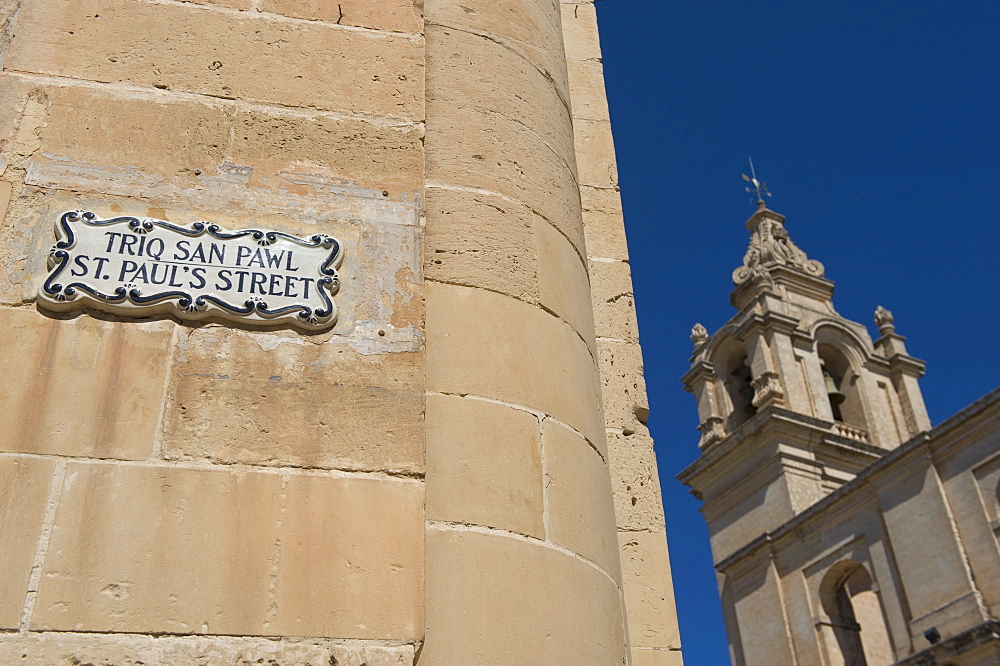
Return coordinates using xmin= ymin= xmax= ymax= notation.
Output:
xmin=422 ymin=0 xmax=627 ymax=662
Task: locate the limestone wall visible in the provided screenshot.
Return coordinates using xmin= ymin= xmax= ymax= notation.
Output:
xmin=562 ymin=2 xmax=683 ymax=664
xmin=0 ymin=1 xmax=679 ymax=663
xmin=0 ymin=1 xmax=424 ymax=663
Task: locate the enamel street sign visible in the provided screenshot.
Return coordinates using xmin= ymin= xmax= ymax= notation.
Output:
xmin=39 ymin=210 xmax=344 ymax=330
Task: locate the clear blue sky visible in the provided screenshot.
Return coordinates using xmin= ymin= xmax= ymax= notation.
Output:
xmin=597 ymin=2 xmax=1000 ymax=663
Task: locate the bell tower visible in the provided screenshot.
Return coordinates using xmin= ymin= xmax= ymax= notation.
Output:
xmin=679 ymin=202 xmax=931 ymax=561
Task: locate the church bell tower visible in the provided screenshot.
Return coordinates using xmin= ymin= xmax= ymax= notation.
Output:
xmin=679 ymin=201 xmax=931 ymax=563
xmin=680 ymin=194 xmax=1000 ymax=666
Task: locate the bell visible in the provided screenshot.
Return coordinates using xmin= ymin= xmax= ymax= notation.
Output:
xmin=734 ymin=363 xmax=757 ymax=414
xmin=823 ymin=369 xmax=846 ymax=407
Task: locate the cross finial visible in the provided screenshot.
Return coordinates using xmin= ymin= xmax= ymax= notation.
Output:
xmin=741 ymin=156 xmax=772 ymax=207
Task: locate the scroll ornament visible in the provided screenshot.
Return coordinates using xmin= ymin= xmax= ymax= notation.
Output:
xmin=732 ymin=217 xmax=824 ymax=285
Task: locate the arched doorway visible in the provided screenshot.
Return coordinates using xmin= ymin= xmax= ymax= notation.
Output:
xmin=821 ymin=563 xmax=894 ymax=665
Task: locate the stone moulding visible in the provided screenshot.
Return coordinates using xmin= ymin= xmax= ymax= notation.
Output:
xmin=38 ymin=210 xmax=344 ymax=330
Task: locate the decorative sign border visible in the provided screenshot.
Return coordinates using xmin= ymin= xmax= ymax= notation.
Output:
xmin=39 ymin=210 xmax=344 ymax=330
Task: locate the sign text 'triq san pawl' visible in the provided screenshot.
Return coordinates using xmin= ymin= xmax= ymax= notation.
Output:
xmin=38 ymin=210 xmax=344 ymax=330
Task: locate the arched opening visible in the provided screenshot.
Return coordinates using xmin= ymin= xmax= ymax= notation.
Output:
xmin=722 ymin=348 xmax=756 ymax=431
xmin=818 ymin=344 xmax=867 ymax=430
xmin=821 ymin=563 xmax=893 ymax=666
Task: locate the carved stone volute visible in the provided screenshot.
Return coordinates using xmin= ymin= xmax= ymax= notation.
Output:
xmin=732 ymin=208 xmax=824 ymax=286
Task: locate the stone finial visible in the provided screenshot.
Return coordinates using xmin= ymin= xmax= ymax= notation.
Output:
xmin=691 ymin=323 xmax=708 ymax=347
xmin=732 ymin=211 xmax=825 ymax=286
xmin=874 ymin=305 xmax=895 ymax=335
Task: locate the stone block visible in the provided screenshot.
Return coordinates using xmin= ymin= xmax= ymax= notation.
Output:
xmin=582 ymin=184 xmax=629 ymax=261
xmin=164 ymin=327 xmax=423 ymax=473
xmin=426 ymin=0 xmax=570 ymax=97
xmin=567 ymin=58 xmax=611 ymax=121
xmin=598 ymin=340 xmax=650 ymax=432
xmin=619 ymin=531 xmax=682 ymax=649
xmin=0 ymin=309 xmax=172 ymax=460
xmin=229 ymin=106 xmax=425 ymax=197
xmin=20 ymin=81 xmax=423 ymax=199
xmin=426 ymin=282 xmax=604 ymax=447
xmin=425 ymin=103 xmax=586 ymax=259
xmin=607 ymin=432 xmax=665 ymax=531
xmin=560 ymin=1 xmax=603 ymax=62
xmin=590 ymin=258 xmax=639 ymax=342
xmin=0 ymin=456 xmax=56 ymax=629
xmin=574 ymin=117 xmax=620 ymax=188
xmin=0 ymin=633 xmax=415 ymax=666
xmin=38 ymin=85 xmax=230 ymax=178
xmin=543 ymin=421 xmax=618 ymax=575
xmin=259 ymin=0 xmax=423 ymax=33
xmin=270 ymin=474 xmax=424 ymax=639
xmin=426 ymin=394 xmax=543 ymax=538
xmin=536 ymin=219 xmax=596 ymax=347
xmin=423 ymin=528 xmax=626 ymax=664
xmin=34 ymin=463 xmax=423 ymax=639
xmin=424 ymin=187 xmax=539 ymax=301
xmin=7 ymin=0 xmax=423 ymax=120
xmin=426 ymin=24 xmax=574 ymax=166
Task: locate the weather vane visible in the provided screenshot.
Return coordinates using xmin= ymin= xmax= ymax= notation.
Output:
xmin=742 ymin=156 xmax=772 ymax=206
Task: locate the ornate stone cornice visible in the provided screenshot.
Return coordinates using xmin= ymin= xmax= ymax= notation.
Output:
xmin=732 ymin=207 xmax=824 ymax=287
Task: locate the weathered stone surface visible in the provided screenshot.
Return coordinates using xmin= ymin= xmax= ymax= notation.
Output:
xmin=426 ymin=25 xmax=574 ymax=167
xmin=34 ymin=463 xmax=423 ymax=639
xmin=229 ymin=106 xmax=424 ymax=197
xmin=426 ymin=282 xmax=604 ymax=447
xmin=607 ymin=432 xmax=666 ymax=532
xmin=270 ymin=474 xmax=424 ymax=639
xmin=0 ymin=0 xmax=21 ymax=64
xmin=619 ymin=531 xmax=682 ymax=649
xmin=427 ymin=0 xmax=571 ymax=100
xmin=0 ymin=456 xmax=56 ymax=629
xmin=37 ymin=84 xmax=229 ymax=178
xmin=543 ymin=421 xmax=618 ymax=576
xmin=176 ymin=0 xmax=252 ymax=10
xmin=0 ymin=309 xmax=172 ymax=460
xmin=426 ymin=394 xmax=543 ymax=538
xmin=536 ymin=220 xmax=596 ymax=347
xmin=567 ymin=58 xmax=611 ymax=121
xmin=0 ymin=180 xmax=13 ymax=225
xmin=423 ymin=528 xmax=627 ymax=664
xmin=260 ymin=0 xmax=423 ymax=33
xmin=590 ymin=258 xmax=639 ymax=342
xmin=631 ymin=647 xmax=686 ymax=666
xmin=574 ymin=117 xmax=619 ymax=188
xmin=599 ymin=340 xmax=650 ymax=433
xmin=424 ymin=187 xmax=539 ymax=301
xmin=0 ymin=632 xmax=415 ymax=665
xmin=12 ymin=82 xmax=423 ymax=200
xmin=425 ymin=104 xmax=585 ymax=259
xmin=560 ymin=1 xmax=603 ymax=62
xmin=7 ymin=0 xmax=424 ymax=120
xmin=582 ymin=185 xmax=630 ymax=261
xmin=164 ymin=328 xmax=423 ymax=473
